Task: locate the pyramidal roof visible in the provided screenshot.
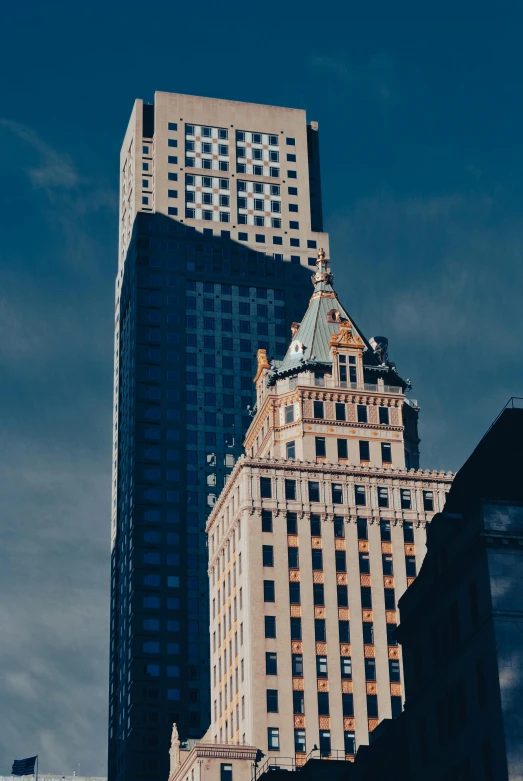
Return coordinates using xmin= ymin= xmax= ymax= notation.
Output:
xmin=269 ymin=249 xmax=382 ymax=380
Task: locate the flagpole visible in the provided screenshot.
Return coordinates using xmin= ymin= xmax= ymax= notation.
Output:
xmin=35 ymin=755 xmax=38 ymax=781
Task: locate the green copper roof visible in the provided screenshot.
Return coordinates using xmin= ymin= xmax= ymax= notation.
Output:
xmin=273 ymin=250 xmax=378 ymax=376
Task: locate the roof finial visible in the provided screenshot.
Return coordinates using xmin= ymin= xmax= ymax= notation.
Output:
xmin=312 ymin=248 xmax=334 ymax=288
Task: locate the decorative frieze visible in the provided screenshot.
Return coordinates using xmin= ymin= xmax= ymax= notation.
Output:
xmin=388 ymin=647 xmax=400 ymax=660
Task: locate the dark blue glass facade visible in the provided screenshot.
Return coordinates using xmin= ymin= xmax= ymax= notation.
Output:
xmin=108 ymin=212 xmax=315 ymax=781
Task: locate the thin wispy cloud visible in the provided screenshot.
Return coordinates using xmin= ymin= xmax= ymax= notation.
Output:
xmin=310 ymin=54 xmax=396 ymax=104
xmin=0 ymin=118 xmax=80 ymax=190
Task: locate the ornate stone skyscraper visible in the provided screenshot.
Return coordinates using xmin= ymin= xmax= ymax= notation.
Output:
xmin=201 ymin=249 xmax=452 ymax=768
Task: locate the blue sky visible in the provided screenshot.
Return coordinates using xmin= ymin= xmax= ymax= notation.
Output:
xmin=0 ymin=0 xmax=522 ymax=774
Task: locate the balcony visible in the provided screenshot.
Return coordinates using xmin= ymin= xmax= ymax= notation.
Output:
xmin=290 ymin=375 xmax=403 ymax=394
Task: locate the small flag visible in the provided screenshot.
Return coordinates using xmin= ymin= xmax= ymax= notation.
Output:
xmin=12 ymin=756 xmax=37 ymax=776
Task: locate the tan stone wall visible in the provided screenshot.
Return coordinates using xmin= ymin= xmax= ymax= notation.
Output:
xmin=207 ymin=461 xmax=452 ymax=758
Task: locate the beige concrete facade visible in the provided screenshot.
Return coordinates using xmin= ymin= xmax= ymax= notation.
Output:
xmin=118 ymin=92 xmax=329 ymax=272
xmin=204 ymin=253 xmax=453 ymax=765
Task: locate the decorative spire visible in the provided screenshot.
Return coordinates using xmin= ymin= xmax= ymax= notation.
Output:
xmin=169 ymin=723 xmax=181 ymax=772
xmin=312 ymin=247 xmax=334 ymax=288
xmin=254 ymin=348 xmax=271 ymax=382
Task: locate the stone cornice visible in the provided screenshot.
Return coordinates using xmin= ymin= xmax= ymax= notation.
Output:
xmin=206 ymin=455 xmax=453 ymax=532
xmin=171 ymin=743 xmax=258 ymax=780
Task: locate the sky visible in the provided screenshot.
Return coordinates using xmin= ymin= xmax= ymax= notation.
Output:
xmin=0 ymin=0 xmax=522 ymax=774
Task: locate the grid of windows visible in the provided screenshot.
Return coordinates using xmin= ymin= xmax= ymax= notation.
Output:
xmin=236 ymin=130 xmax=280 ymax=177
xmin=185 ymin=124 xmax=229 ymax=171
xmin=185 ymin=174 xmax=230 ymax=222
xmin=237 ymin=180 xmax=282 ymax=227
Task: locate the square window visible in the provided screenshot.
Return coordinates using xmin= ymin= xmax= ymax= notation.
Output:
xmin=261 ymin=510 xmax=273 ymax=532
xmin=287 ymin=153 xmax=296 ymax=162
xmin=332 ymin=483 xmax=343 ymax=504
xmin=400 ymin=489 xmax=412 ymax=510
xmin=287 ymin=170 xmax=297 ymax=179
xmin=357 ymin=404 xmax=368 ymax=423
xmin=310 ymin=514 xmax=321 ymax=536
xmin=403 ymin=522 xmax=414 ymax=543
xmin=337 ymin=439 xmax=348 ymax=460
xmin=286 ymin=137 xmax=296 ymax=145
xmin=423 ymin=491 xmax=434 ymax=511
xmin=295 ymin=728 xmax=306 ymax=753
xmin=357 ymin=517 xmax=368 ymax=539
xmin=168 ymin=189 xmax=178 ymax=198
xmin=381 ymin=442 xmax=392 ymax=464
xmin=168 ymin=207 xmax=178 ymax=216
xmin=260 ymin=477 xmax=272 ymax=498
xmin=378 ymin=487 xmax=389 ymax=508
xmin=379 ymin=407 xmax=390 ymax=425
xmin=266 ymin=652 xmax=278 ymax=675
xmin=289 ymin=220 xmax=299 ymax=230
xmin=268 ymin=727 xmax=280 ymax=751
xmin=269 ymin=135 xmax=279 ymax=146
xmin=382 ymin=554 xmax=394 ymax=576
xmin=168 ymin=139 xmax=178 ymax=148
xmin=355 ymin=486 xmax=366 ymax=506
xmin=406 ymin=556 xmax=417 ymax=577
xmin=262 ymin=545 xmax=274 ymax=567
xmin=285 ymin=479 xmax=296 ymax=500
xmin=361 ymin=586 xmax=372 ymax=609
xmin=255 ymin=234 xmax=265 ymax=244
xmin=359 ymin=441 xmax=370 ymax=461
xmin=313 ymin=400 xmax=324 ymax=419
xmin=290 ymin=237 xmax=300 ymax=247
xmin=309 ymin=482 xmax=320 ymax=503
xmin=307 ymin=239 xmax=317 ymax=249
xmin=287 ymin=512 xmax=298 ymax=535
xmin=168 ymin=122 xmax=178 ymax=131
xmin=266 ymin=688 xmax=278 ymax=712
xmin=292 ymin=654 xmax=303 ymax=676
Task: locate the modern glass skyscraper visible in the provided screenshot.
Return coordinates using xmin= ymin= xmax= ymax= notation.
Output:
xmin=109 ymin=93 xmax=329 ymax=781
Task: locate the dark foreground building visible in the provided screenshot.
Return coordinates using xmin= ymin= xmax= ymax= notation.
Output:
xmin=397 ymin=400 xmax=523 ymax=780
xmin=108 ymin=92 xmax=329 ymax=781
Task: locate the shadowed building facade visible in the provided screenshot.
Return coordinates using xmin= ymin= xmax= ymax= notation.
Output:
xmin=109 ymin=93 xmax=329 ymax=781
xmin=396 ymin=402 xmax=523 ymax=781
